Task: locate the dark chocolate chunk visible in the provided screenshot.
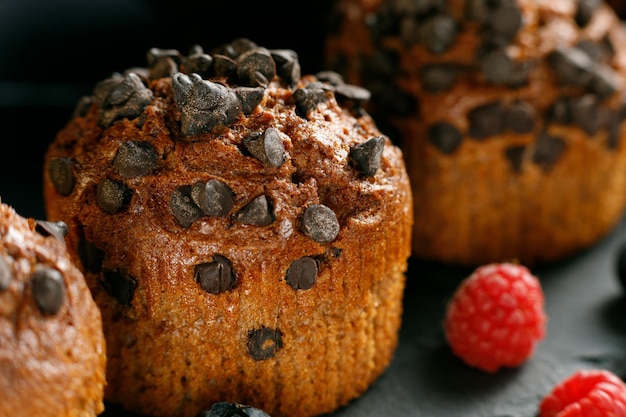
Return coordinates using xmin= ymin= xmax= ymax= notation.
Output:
xmin=548 ymin=97 xmax=572 ymax=125
xmin=505 ymin=101 xmax=536 ymax=134
xmin=488 ymin=3 xmax=523 ymax=40
xmin=428 ymin=122 xmax=463 ymax=154
xmin=35 ymin=220 xmax=69 ymax=242
xmin=113 ymin=141 xmax=158 ymax=178
xmin=0 ymin=255 xmax=12 ymax=291
xmin=350 ymin=136 xmax=385 ymax=176
xmin=271 ymin=49 xmax=301 ymax=86
xmin=576 ymin=39 xmax=611 ymax=63
xmin=182 ymin=46 xmax=213 ymax=77
xmin=97 ymin=72 xmax=154 ymax=127
xmin=237 ymin=47 xmax=276 ymax=87
xmin=316 ymin=70 xmax=345 ymax=86
xmin=468 ymin=101 xmax=505 ymax=139
xmin=576 ymin=0 xmax=602 ymax=26
xmin=300 ymin=204 xmax=340 ymax=243
xmin=102 ymin=270 xmax=136 ymax=306
xmin=149 ymin=56 xmax=178 ymax=80
xmin=235 ymin=195 xmax=274 ymax=226
xmin=77 ymin=238 xmax=104 ymax=273
xmin=243 ymin=128 xmax=286 ymax=168
xmin=285 ymin=257 xmax=318 ymax=290
xmin=31 ymin=266 xmax=65 ymax=315
xmin=234 ymin=87 xmax=265 ymax=115
xmin=170 ymin=186 xmax=203 ymax=228
xmin=172 ymin=73 xmax=242 ymax=136
xmin=589 ymin=66 xmax=619 ymax=99
xmin=97 ymin=178 xmax=132 ymax=214
xmin=212 ymin=54 xmax=239 ymax=83
xmin=479 ymin=49 xmax=515 ymax=84
xmin=421 ymin=64 xmax=457 ymax=92
xmin=196 ymin=401 xmax=271 ymax=417
xmin=194 ymin=255 xmax=236 ymax=295
xmin=548 ymin=47 xmax=595 ymax=88
xmin=532 ymin=133 xmax=566 ymax=171
xmin=247 ymin=327 xmax=283 ymax=361
xmin=418 ymin=14 xmax=457 ymax=54
xmin=48 ymin=157 xmax=75 ymax=196
xmin=333 ymin=83 xmax=371 ymax=103
xmin=569 ymin=94 xmax=601 ymax=135
xmin=146 ymin=48 xmax=181 ymax=67
xmin=466 ymin=0 xmax=489 ymax=22
xmin=505 ymin=145 xmax=526 ymax=173
xmin=294 ymin=86 xmax=328 ymax=118
xmin=191 ymin=179 xmax=234 ymax=217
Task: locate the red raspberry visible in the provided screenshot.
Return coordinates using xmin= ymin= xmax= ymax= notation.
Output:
xmin=539 ymin=369 xmax=626 ymax=417
xmin=443 ymin=262 xmax=547 ymax=372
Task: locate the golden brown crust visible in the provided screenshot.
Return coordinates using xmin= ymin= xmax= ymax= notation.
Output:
xmin=326 ymin=0 xmax=626 ymax=266
xmin=43 ymin=41 xmax=413 ymax=417
xmin=0 ymin=203 xmax=106 ymax=417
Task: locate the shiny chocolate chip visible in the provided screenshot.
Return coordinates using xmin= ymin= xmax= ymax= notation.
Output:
xmin=237 ymin=47 xmax=276 ymax=87
xmin=479 ymin=49 xmax=515 ymax=84
xmin=102 ymin=270 xmax=136 ymax=306
xmin=243 ymin=128 xmax=286 ymax=168
xmin=182 ymin=46 xmax=213 ymax=77
xmin=334 ymin=83 xmax=371 ymax=103
xmin=191 ymin=179 xmax=234 ymax=217
xmin=532 ymin=133 xmax=566 ymax=171
xmin=97 ymin=178 xmax=132 ymax=214
xmin=350 ymin=136 xmax=385 ymax=176
xmin=285 ymin=257 xmax=318 ymax=290
xmin=301 ymin=204 xmax=340 ymax=243
xmin=149 ymin=56 xmax=178 ymax=80
xmin=505 ymin=145 xmax=526 ymax=173
xmin=505 ymin=101 xmax=536 ymax=134
xmin=569 ymin=95 xmax=602 ymax=135
xmin=113 ymin=141 xmax=158 ymax=178
xmin=421 ymin=64 xmax=457 ymax=92
xmin=172 ymin=73 xmax=242 ymax=136
xmin=49 ymin=157 xmax=75 ymax=196
xmin=589 ymin=66 xmax=619 ymax=99
xmin=488 ymin=3 xmax=523 ymax=40
xmin=247 ymin=327 xmax=283 ymax=361
xmin=146 ymin=48 xmax=181 ymax=67
xmin=418 ymin=14 xmax=457 ymax=54
xmin=35 ymin=220 xmax=69 ymax=243
xmin=294 ymin=86 xmax=328 ymax=118
xmin=170 ymin=186 xmax=203 ymax=228
xmin=0 ymin=255 xmax=12 ymax=291
xmin=271 ymin=49 xmax=301 ymax=86
xmin=97 ymin=73 xmax=154 ymax=127
xmin=235 ymin=195 xmax=274 ymax=226
xmin=31 ymin=266 xmax=65 ymax=315
xmin=234 ymin=87 xmax=265 ymax=115
xmin=428 ymin=122 xmax=462 ymax=154
xmin=548 ymin=47 xmax=594 ymax=88
xmin=194 ymin=255 xmax=236 ymax=295
xmin=468 ymin=102 xmax=505 ymax=139
xmin=77 ymin=238 xmax=105 ymax=273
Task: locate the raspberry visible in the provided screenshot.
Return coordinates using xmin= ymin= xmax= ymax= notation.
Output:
xmin=539 ymin=369 xmax=626 ymax=417
xmin=443 ymin=262 xmax=547 ymax=372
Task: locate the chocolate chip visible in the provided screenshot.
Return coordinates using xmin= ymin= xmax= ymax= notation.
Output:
xmin=547 ymin=97 xmax=572 ymax=124
xmin=0 ymin=255 xmax=12 ymax=291
xmin=247 ymin=327 xmax=283 ymax=361
xmin=97 ymin=73 xmax=154 ymax=127
xmin=548 ymin=47 xmax=594 ymax=88
xmin=149 ymin=56 xmax=178 ymax=80
xmin=418 ymin=14 xmax=457 ymax=54
xmin=589 ymin=66 xmax=619 ymax=99
xmin=532 ymin=133 xmax=566 ymax=171
xmin=479 ymin=49 xmax=515 ymax=84
xmin=48 ymin=157 xmax=75 ymax=196
xmin=468 ymin=101 xmax=505 ymax=139
xmin=294 ymin=86 xmax=328 ymax=118
xmin=194 ymin=255 xmax=236 ymax=294
xmin=77 ymin=238 xmax=104 ymax=273
xmin=301 ymin=205 xmax=340 ymax=243
xmin=237 ymin=47 xmax=276 ymax=87
xmin=182 ymin=46 xmax=213 ymax=77
xmin=31 ymin=266 xmax=65 ymax=315
xmin=200 ymin=402 xmax=271 ymax=417
xmin=212 ymin=54 xmax=239 ymax=83
xmin=113 ymin=141 xmax=158 ymax=178
xmin=172 ymin=73 xmax=242 ymax=136
xmin=96 ymin=178 xmax=132 ymax=214
xmin=243 ymin=128 xmax=286 ymax=168
xmin=285 ymin=257 xmax=318 ymax=290
xmin=235 ymin=195 xmax=274 ymax=226
xmin=191 ymin=179 xmax=234 ymax=217
xmin=146 ymin=48 xmax=181 ymax=67
xmin=170 ymin=186 xmax=203 ymax=228
xmin=576 ymin=40 xmax=611 ymax=63
xmin=316 ymin=70 xmax=345 ymax=86
xmin=569 ymin=95 xmax=602 ymax=135
xmin=421 ymin=64 xmax=457 ymax=92
xmin=576 ymin=0 xmax=602 ymax=26
xmin=350 ymin=136 xmax=385 ymax=176
xmin=505 ymin=145 xmax=526 ymax=173
xmin=102 ymin=270 xmax=136 ymax=306
xmin=428 ymin=122 xmax=462 ymax=154
xmin=234 ymin=87 xmax=265 ymax=115
xmin=35 ymin=220 xmax=69 ymax=242
xmin=271 ymin=49 xmax=301 ymax=86
xmin=333 ymin=83 xmax=372 ymax=103
xmin=488 ymin=3 xmax=523 ymax=40
xmin=505 ymin=101 xmax=536 ymax=134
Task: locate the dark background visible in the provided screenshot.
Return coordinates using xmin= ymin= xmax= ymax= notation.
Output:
xmin=0 ymin=0 xmax=334 ymax=219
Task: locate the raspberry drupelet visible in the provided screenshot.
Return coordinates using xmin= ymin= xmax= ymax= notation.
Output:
xmin=444 ymin=262 xmax=547 ymax=373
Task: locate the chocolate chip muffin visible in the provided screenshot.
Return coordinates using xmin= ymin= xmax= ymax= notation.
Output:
xmin=325 ymin=0 xmax=626 ymax=266
xmin=0 ymin=201 xmax=106 ymax=417
xmin=43 ymin=38 xmax=413 ymax=417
